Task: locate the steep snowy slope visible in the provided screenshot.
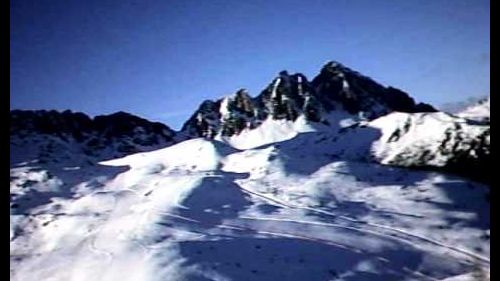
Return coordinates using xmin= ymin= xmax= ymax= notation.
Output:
xmin=217 ymin=111 xmax=354 ymax=150
xmin=11 ymin=136 xmax=490 ymax=280
xmin=214 ymin=109 xmax=490 ymax=184
xmin=367 ymin=112 xmax=490 ymax=185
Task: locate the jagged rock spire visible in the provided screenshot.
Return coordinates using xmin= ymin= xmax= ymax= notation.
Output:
xmin=180 ymin=60 xmax=436 ymax=138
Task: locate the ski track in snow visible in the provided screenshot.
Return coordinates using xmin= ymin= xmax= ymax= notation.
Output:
xmin=10 ymin=137 xmax=489 ymax=281
xmin=143 ymin=212 xmax=443 ymax=281
xmin=235 ymin=185 xmax=489 ymax=264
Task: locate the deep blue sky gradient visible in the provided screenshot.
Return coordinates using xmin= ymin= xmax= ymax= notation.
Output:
xmin=11 ymin=0 xmax=490 ymax=129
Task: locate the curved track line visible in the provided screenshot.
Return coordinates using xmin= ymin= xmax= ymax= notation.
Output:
xmin=237 ymin=185 xmax=490 ymax=264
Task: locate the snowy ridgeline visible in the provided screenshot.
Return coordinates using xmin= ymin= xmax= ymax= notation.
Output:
xmin=456 ymin=98 xmax=490 ymax=122
xmin=10 ymin=60 xmax=490 ymax=280
xmin=180 ymin=61 xmax=437 ymax=140
xmin=10 ymin=108 xmax=489 ymax=281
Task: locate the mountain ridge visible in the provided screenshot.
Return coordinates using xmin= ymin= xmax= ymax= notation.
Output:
xmin=10 ymin=109 xmax=176 ymax=164
xmin=10 ymin=60 xmax=490 ymax=281
xmin=10 ymin=60 xmax=489 ymax=183
xmin=181 ymin=61 xmax=436 ymax=139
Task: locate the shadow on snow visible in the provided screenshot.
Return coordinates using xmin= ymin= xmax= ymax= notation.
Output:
xmin=176 ymin=236 xmax=470 ymax=281
xmin=10 ymin=163 xmax=129 ymax=214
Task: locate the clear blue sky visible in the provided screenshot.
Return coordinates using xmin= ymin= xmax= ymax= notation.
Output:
xmin=10 ymin=0 xmax=489 ymax=129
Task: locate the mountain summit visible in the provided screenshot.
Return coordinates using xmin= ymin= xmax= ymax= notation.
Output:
xmin=181 ymin=61 xmax=436 ymax=138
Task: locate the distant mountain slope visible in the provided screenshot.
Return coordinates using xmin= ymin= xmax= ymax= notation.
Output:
xmin=440 ymin=95 xmax=489 ymax=114
xmin=10 ymin=110 xmax=176 ymax=165
xmin=456 ymin=97 xmax=490 ymax=122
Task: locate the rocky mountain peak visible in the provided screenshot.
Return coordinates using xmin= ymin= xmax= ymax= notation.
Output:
xmin=321 ymin=60 xmax=347 ymax=73
xmin=181 ymin=60 xmax=436 ymax=139
xmin=231 ymin=89 xmax=255 ymax=117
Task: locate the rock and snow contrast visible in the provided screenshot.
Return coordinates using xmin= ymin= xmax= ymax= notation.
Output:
xmin=11 ymin=61 xmax=490 ymax=281
xmin=10 ymin=110 xmax=177 ymax=164
xmin=180 ymin=62 xmax=436 ymax=141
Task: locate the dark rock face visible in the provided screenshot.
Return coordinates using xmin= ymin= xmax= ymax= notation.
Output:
xmin=181 ymin=61 xmax=436 ymax=138
xmin=181 ymin=100 xmax=222 ymax=139
xmin=10 ymin=110 xmax=176 ymax=162
xmin=439 ymin=127 xmax=490 ymax=184
xmin=310 ymin=62 xmax=436 ymax=117
xmin=256 ymin=72 xmax=321 ymax=122
xmin=220 ymin=90 xmax=257 ymax=136
xmin=10 ymin=110 xmax=93 ymax=139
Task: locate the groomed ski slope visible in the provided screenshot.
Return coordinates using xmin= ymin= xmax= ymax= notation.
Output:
xmin=10 ymin=132 xmax=490 ymax=281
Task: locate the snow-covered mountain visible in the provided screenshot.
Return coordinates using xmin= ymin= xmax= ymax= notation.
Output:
xmin=456 ymin=97 xmax=490 ymax=122
xmin=10 ymin=110 xmax=176 ymax=165
xmin=180 ymin=61 xmax=436 ymax=140
xmin=10 ymin=61 xmax=490 ymax=280
xmin=440 ymin=96 xmax=489 ymax=115
xmin=323 ymin=111 xmax=490 ymax=184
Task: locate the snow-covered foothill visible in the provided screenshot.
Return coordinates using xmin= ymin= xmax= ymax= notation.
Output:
xmin=11 ymin=129 xmax=490 ymax=280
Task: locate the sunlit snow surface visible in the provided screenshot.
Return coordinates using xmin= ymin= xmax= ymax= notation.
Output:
xmin=11 ymin=117 xmax=489 ymax=280
xmin=457 ymin=98 xmax=490 ymax=122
